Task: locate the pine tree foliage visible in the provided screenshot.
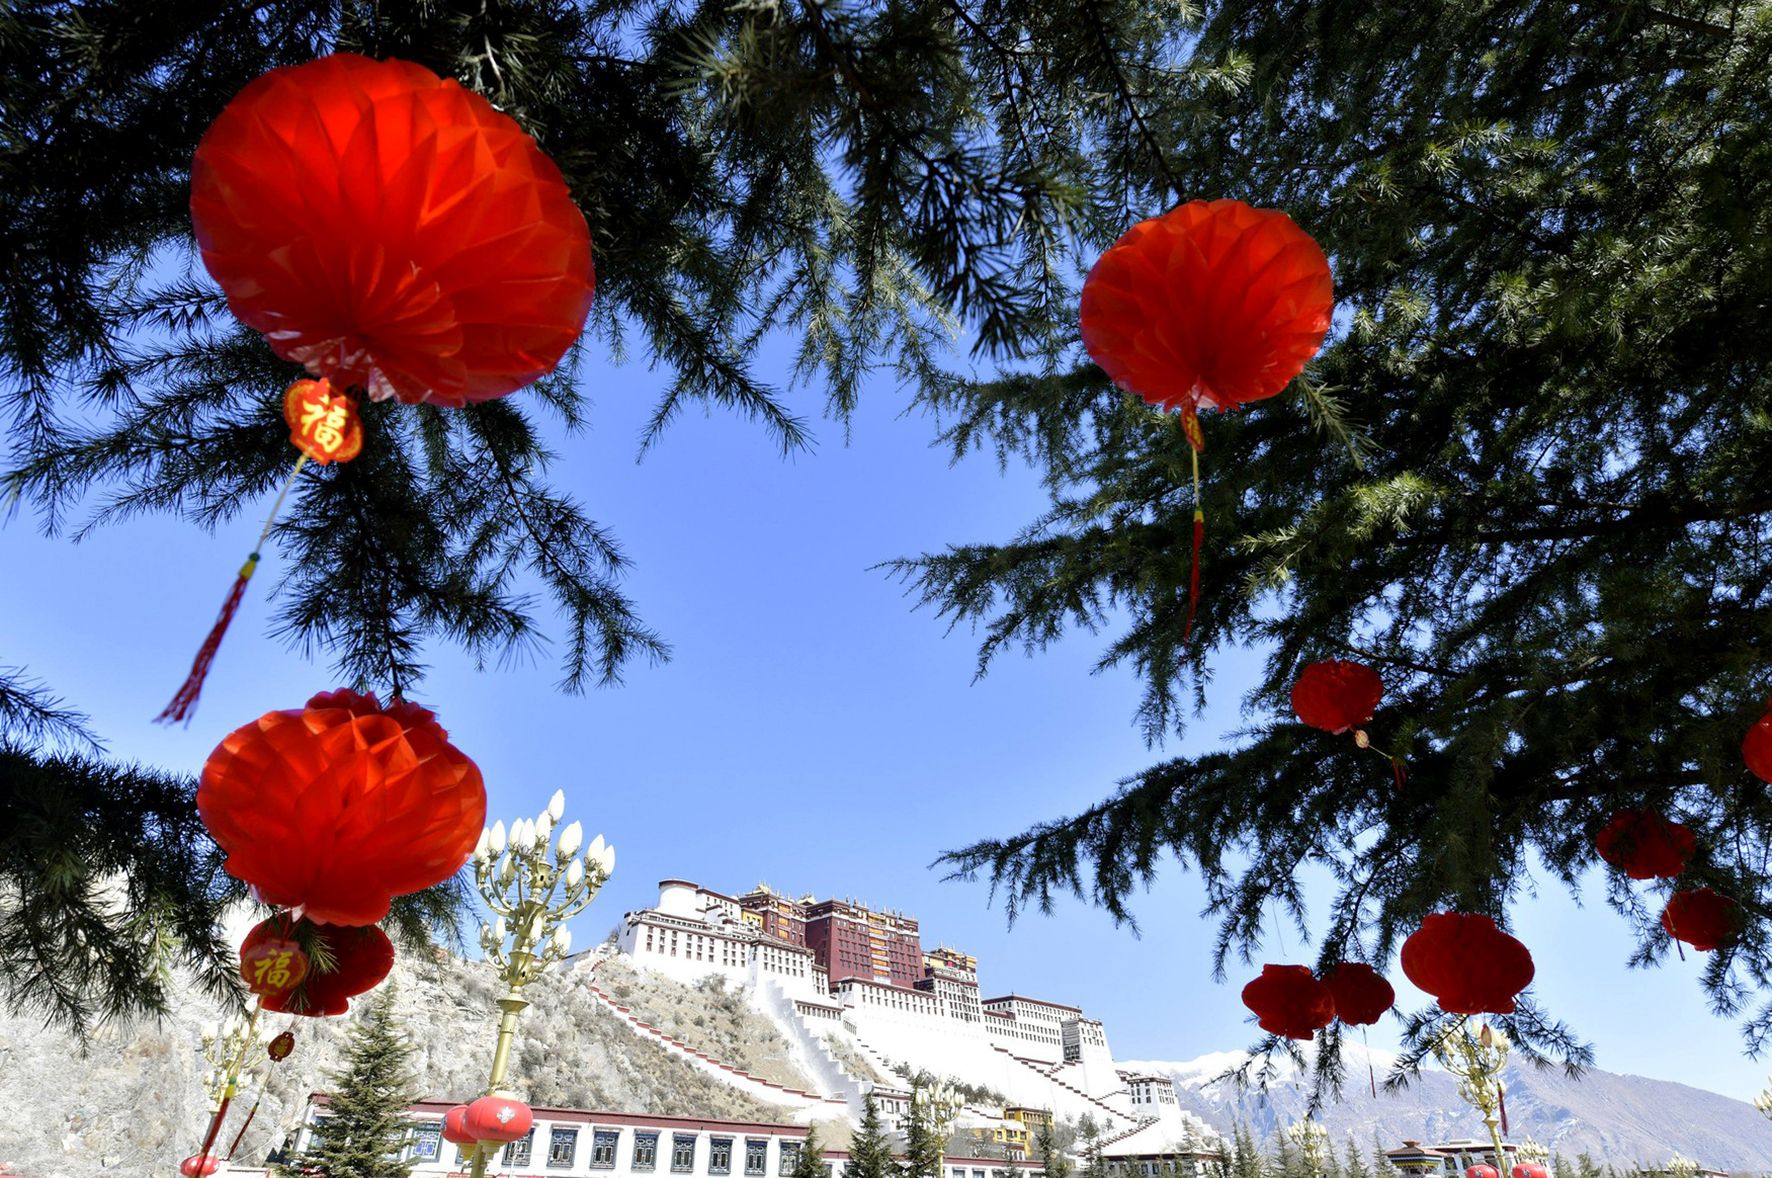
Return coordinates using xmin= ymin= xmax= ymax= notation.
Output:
xmin=1036 ymin=1116 xmax=1071 ymax=1178
xmin=848 ymin=1094 xmax=896 ymax=1178
xmin=281 ymin=985 xmax=421 ymax=1178
xmin=892 ymin=0 xmax=1772 ymax=1092
xmin=792 ymin=1128 xmax=825 ymax=1178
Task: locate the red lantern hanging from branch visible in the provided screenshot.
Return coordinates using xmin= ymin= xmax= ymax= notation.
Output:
xmin=443 ymin=1104 xmax=478 ymax=1146
xmin=1661 ymin=887 xmax=1740 ymax=952
xmin=191 ymin=53 xmax=595 ymax=408
xmin=1240 ymin=964 xmax=1336 ymax=1040
xmin=1400 ymin=913 xmax=1535 ymax=1015
xmin=1080 ymin=199 xmax=1333 ymax=640
xmin=1744 ymin=704 xmax=1772 ymax=784
xmin=239 ymin=915 xmax=311 ymax=1001
xmin=259 ymin=922 xmax=395 ymax=1016
xmin=1323 ymin=961 xmax=1395 ymax=1025
xmin=465 ymin=1095 xmax=533 ymax=1143
xmin=199 ymin=689 xmax=486 ymax=925
xmin=1291 ymin=659 xmax=1405 ymax=786
xmin=1594 ymin=810 xmax=1696 ymax=880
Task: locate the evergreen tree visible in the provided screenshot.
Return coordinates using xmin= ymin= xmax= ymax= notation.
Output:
xmin=1077 ymin=1116 xmax=1108 ymax=1178
xmin=1230 ymin=1125 xmax=1262 ymax=1178
xmin=281 ymin=985 xmax=419 ymax=1178
xmin=793 ymin=1128 xmax=825 ymax=1178
xmin=848 ymin=1094 xmax=896 ymax=1178
xmin=1036 ymin=1116 xmax=1071 ymax=1178
xmin=1369 ymin=1134 xmax=1395 ymax=1178
xmin=1340 ymin=1137 xmax=1370 ymax=1178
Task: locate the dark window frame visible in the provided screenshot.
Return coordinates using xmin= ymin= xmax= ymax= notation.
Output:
xmin=551 ymin=1126 xmax=582 ymax=1169
xmin=709 ymin=1136 xmax=734 ymax=1176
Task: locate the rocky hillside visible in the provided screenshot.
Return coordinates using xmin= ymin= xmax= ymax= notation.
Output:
xmin=1123 ymin=1046 xmax=1772 ymax=1173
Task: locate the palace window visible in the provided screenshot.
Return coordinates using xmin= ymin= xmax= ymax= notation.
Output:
xmin=634 ymin=1133 xmax=660 ymax=1170
xmin=410 ymin=1122 xmax=443 ymax=1161
xmin=709 ymin=1137 xmax=733 ymax=1174
xmin=551 ymin=1127 xmax=581 ymax=1168
xmin=779 ymin=1143 xmax=802 ymax=1176
xmin=590 ymin=1129 xmax=620 ymax=1168
xmin=745 ymin=1139 xmax=767 ymax=1176
xmin=673 ymin=1134 xmax=698 ymax=1172
xmin=503 ymin=1129 xmax=535 ymax=1168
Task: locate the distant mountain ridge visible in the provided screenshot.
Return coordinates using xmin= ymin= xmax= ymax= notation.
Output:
xmin=1121 ymin=1045 xmax=1772 ymax=1173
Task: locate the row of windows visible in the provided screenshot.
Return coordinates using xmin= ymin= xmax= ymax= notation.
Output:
xmin=464 ymin=1127 xmax=803 ymax=1175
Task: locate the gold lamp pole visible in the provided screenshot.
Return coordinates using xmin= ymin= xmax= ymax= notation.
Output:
xmin=915 ymin=1078 xmax=965 ymax=1173
xmin=466 ymin=789 xmax=615 ymax=1178
xmin=1286 ymin=1118 xmax=1329 ymax=1178
xmin=1431 ymin=1020 xmax=1511 ymax=1175
xmin=190 ymin=1008 xmax=263 ymax=1173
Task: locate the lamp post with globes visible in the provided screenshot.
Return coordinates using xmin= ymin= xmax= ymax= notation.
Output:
xmin=1432 ymin=1020 xmax=1511 ymax=1176
xmin=464 ymin=789 xmax=615 ymax=1178
xmin=1286 ymin=1118 xmax=1329 ymax=1178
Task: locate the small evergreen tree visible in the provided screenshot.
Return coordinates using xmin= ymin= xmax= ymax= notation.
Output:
xmin=849 ymin=1095 xmax=896 ymax=1178
xmin=1231 ymin=1125 xmax=1263 ymax=1178
xmin=1341 ymin=1137 xmax=1371 ymax=1178
xmin=280 ymin=986 xmax=418 ymax=1178
xmin=1078 ymin=1116 xmax=1108 ymax=1178
xmin=1036 ymin=1116 xmax=1071 ymax=1178
xmin=793 ymin=1128 xmax=825 ymax=1178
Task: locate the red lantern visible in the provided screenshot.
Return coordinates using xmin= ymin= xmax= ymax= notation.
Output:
xmin=1512 ymin=1166 xmax=1549 ymax=1178
xmin=259 ymin=921 xmax=394 ymax=1016
xmin=1745 ymin=705 xmax=1772 ymax=784
xmin=1240 ymin=964 xmax=1336 ymax=1040
xmin=1079 ymin=199 xmax=1333 ymax=640
xmin=1323 ymin=961 xmax=1395 ymax=1025
xmin=464 ymin=1094 xmax=533 ymax=1143
xmin=1661 ymin=887 xmax=1740 ymax=951
xmin=267 ymin=1031 xmax=296 ymax=1062
xmin=1400 ymin=912 xmax=1535 ymax=1015
xmin=1466 ymin=1168 xmax=1499 ymax=1178
xmin=199 ymin=688 xmax=485 ymax=926
xmin=1292 ymin=661 xmax=1383 ymax=735
xmin=239 ymin=915 xmax=311 ymax=1000
xmin=191 ymin=53 xmax=595 ymax=408
xmin=180 ymin=1156 xmax=220 ymax=1177
xmin=1594 ymin=810 xmax=1695 ymax=880
xmin=443 ymin=1103 xmax=478 ymax=1145
xmin=284 ymin=378 xmax=363 ymax=465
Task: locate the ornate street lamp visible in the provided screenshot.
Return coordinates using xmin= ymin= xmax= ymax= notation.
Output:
xmin=1286 ymin=1118 xmax=1329 ymax=1178
xmin=462 ymin=789 xmax=615 ymax=1178
xmin=913 ymin=1078 xmax=966 ymax=1178
xmin=187 ymin=1010 xmax=263 ymax=1174
xmin=1431 ymin=1020 xmax=1510 ymax=1175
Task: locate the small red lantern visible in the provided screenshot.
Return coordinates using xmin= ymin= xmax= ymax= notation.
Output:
xmin=1744 ymin=705 xmax=1772 ymax=784
xmin=199 ymin=689 xmax=486 ymax=926
xmin=464 ymin=1094 xmax=533 ymax=1143
xmin=239 ymin=915 xmax=311 ymax=1000
xmin=180 ymin=1156 xmax=220 ymax=1177
xmin=259 ymin=922 xmax=394 ymax=1017
xmin=1512 ymin=1166 xmax=1549 ymax=1178
xmin=267 ymin=1030 xmax=296 ymax=1062
xmin=1292 ymin=661 xmax=1383 ymax=735
xmin=443 ymin=1103 xmax=478 ymax=1145
xmin=1080 ymin=199 xmax=1333 ymax=640
xmin=1466 ymin=1167 xmax=1499 ymax=1178
xmin=1661 ymin=887 xmax=1740 ymax=951
xmin=1594 ymin=810 xmax=1696 ymax=880
xmin=284 ymin=378 xmax=363 ymax=465
xmin=1323 ymin=961 xmax=1395 ymax=1025
xmin=191 ymin=53 xmax=594 ymax=408
xmin=1240 ymin=964 xmax=1336 ymax=1040
xmin=1400 ymin=912 xmax=1535 ymax=1015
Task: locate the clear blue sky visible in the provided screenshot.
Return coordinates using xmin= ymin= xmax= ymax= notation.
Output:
xmin=3 ymin=336 xmax=1765 ymax=1102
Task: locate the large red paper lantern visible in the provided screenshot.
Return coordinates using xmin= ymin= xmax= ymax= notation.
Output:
xmin=1323 ymin=961 xmax=1395 ymax=1025
xmin=1512 ymin=1166 xmax=1549 ymax=1178
xmin=191 ymin=53 xmax=595 ymax=408
xmin=465 ymin=1095 xmax=533 ymax=1143
xmin=1594 ymin=810 xmax=1695 ymax=880
xmin=180 ymin=1155 xmax=221 ymax=1177
xmin=1745 ymin=705 xmax=1772 ymax=784
xmin=259 ymin=922 xmax=394 ymax=1016
xmin=1661 ymin=887 xmax=1740 ymax=951
xmin=1081 ymin=200 xmax=1333 ymax=415
xmin=239 ymin=915 xmax=311 ymax=1000
xmin=1466 ymin=1167 xmax=1499 ymax=1178
xmin=1240 ymin=964 xmax=1335 ymax=1039
xmin=443 ymin=1103 xmax=478 ymax=1145
xmin=1292 ymin=660 xmax=1384 ymax=735
xmin=199 ymin=688 xmax=486 ymax=925
xmin=1401 ymin=912 xmax=1535 ymax=1015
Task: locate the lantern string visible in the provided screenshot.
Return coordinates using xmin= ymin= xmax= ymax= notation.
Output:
xmin=1362 ymin=1025 xmax=1376 ymax=1098
xmin=156 ymin=454 xmax=309 ymax=724
xmin=1181 ymin=408 xmax=1204 ymax=643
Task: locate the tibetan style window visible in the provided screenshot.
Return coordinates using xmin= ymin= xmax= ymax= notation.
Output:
xmin=634 ymin=1132 xmax=660 ymax=1171
xmin=410 ymin=1121 xmax=442 ymax=1161
xmin=503 ymin=1129 xmax=535 ymax=1168
xmin=709 ymin=1136 xmax=733 ymax=1175
xmin=550 ymin=1126 xmax=581 ymax=1168
xmin=590 ymin=1130 xmax=620 ymax=1169
xmin=779 ymin=1142 xmax=802 ymax=1176
xmin=745 ymin=1138 xmax=767 ymax=1176
xmin=673 ymin=1134 xmax=698 ymax=1172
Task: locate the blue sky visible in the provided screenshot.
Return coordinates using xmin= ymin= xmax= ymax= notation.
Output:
xmin=3 ymin=338 xmax=1766 ymax=1103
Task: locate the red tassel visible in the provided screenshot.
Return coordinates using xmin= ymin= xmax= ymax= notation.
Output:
xmin=1498 ymin=1080 xmax=1509 ymax=1136
xmin=1391 ymin=755 xmax=1407 ymax=791
xmin=156 ymin=554 xmax=259 ymax=725
xmin=1182 ymin=510 xmax=1204 ymax=640
xmin=226 ymin=1097 xmax=260 ymax=1160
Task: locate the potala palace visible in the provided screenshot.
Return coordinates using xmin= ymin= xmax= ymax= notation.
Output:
xmin=606 ymin=878 xmax=1223 ymax=1166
